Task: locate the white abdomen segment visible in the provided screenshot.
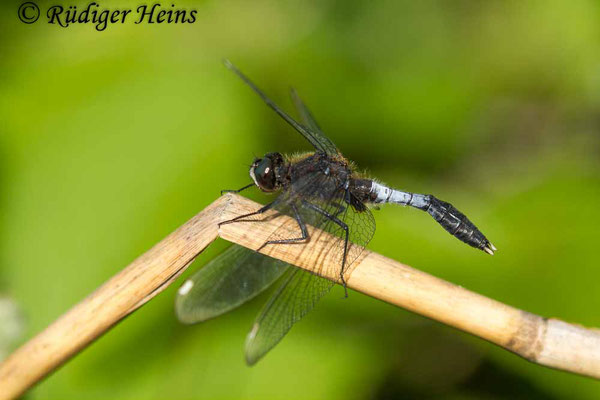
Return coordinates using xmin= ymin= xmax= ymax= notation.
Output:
xmin=370 ymin=181 xmax=429 ymax=209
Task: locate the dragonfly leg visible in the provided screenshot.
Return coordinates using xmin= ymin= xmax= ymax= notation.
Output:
xmin=330 ymin=201 xmax=346 ymax=218
xmin=220 ymin=182 xmax=254 ymax=196
xmin=218 ymin=200 xmax=275 ymax=226
xmin=301 ymin=200 xmax=350 ymax=298
xmin=256 ymin=203 xmax=309 ymax=251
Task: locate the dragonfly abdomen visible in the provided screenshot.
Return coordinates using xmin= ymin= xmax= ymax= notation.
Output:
xmin=363 ymin=181 xmax=496 ymax=255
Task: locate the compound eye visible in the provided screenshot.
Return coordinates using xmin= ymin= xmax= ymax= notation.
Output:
xmin=254 ymin=158 xmax=276 ymax=191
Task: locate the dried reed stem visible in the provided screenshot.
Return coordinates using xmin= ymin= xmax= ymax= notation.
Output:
xmin=0 ymin=194 xmax=598 ymax=399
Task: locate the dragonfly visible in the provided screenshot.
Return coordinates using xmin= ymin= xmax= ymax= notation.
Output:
xmin=176 ymin=60 xmax=496 ymax=365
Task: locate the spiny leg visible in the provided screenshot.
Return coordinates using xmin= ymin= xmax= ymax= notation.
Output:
xmin=330 ymin=201 xmax=346 ymax=218
xmin=256 ymin=203 xmax=309 ymax=252
xmin=302 ymin=200 xmax=350 ymax=298
xmin=220 ymin=183 xmax=254 ymax=196
xmin=218 ymin=200 xmax=276 ymax=226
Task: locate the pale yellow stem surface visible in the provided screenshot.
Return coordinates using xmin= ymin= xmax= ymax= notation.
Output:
xmin=0 ymin=194 xmax=598 ymax=399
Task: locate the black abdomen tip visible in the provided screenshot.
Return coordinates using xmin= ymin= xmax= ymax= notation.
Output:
xmin=427 ymin=196 xmax=495 ymax=255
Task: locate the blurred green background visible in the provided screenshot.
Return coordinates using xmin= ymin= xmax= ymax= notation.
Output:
xmin=2 ymin=0 xmax=600 ymax=398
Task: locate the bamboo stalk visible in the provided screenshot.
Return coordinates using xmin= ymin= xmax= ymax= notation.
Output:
xmin=0 ymin=194 xmax=598 ymax=399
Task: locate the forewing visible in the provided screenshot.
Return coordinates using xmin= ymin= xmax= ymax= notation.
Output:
xmin=224 ymin=59 xmax=338 ymax=155
xmin=245 ymin=267 xmax=333 ymax=365
xmin=176 ymin=244 xmax=289 ymax=324
xmin=319 ymin=191 xmax=376 ymax=274
xmin=241 ymin=166 xmax=375 ymax=364
xmin=266 ymin=167 xmax=376 ymax=280
xmin=290 ymin=88 xmax=339 ymax=155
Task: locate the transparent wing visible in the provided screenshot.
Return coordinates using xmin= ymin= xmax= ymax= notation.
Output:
xmin=175 ymin=244 xmax=289 ymax=324
xmin=265 ymin=161 xmax=376 ymax=281
xmin=224 ymin=59 xmax=339 ymax=156
xmin=245 ymin=268 xmax=333 ymax=365
xmin=290 ymin=88 xmax=339 ymax=155
xmin=242 ymin=164 xmax=376 ymax=364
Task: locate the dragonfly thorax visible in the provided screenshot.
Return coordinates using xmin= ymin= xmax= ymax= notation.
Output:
xmin=249 ymin=152 xmax=286 ymax=192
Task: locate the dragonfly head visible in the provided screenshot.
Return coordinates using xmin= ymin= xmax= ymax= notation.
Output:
xmin=250 ymin=152 xmax=284 ymax=192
